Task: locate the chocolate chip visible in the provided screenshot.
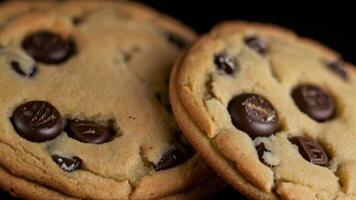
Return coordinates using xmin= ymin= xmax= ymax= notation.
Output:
xmin=228 ymin=94 xmax=279 ymax=138
xmin=256 ymin=143 xmax=268 ymax=163
xmin=174 ymin=129 xmax=195 ymax=159
xmin=165 ymin=32 xmax=187 ymax=49
xmin=72 ymin=16 xmax=84 ymax=26
xmin=52 ymin=155 xmax=82 ymax=172
xmin=154 ymin=130 xmax=195 ymax=171
xmin=66 ymin=120 xmax=114 ymax=144
xmin=292 ymin=84 xmax=335 ymax=122
xmin=325 ymin=60 xmax=347 ymax=80
xmin=11 ymin=101 xmax=63 ymax=142
xmin=0 ymin=47 xmax=37 ymax=78
xmin=22 ymin=31 xmax=75 ymax=64
xmin=154 ymin=149 xmax=182 ymax=171
xmin=175 ymin=130 xmax=191 ymax=149
xmin=155 ymin=92 xmax=172 ymax=113
xmin=290 ymin=137 xmax=329 ymax=166
xmin=11 ymin=60 xmax=37 ymax=78
xmin=122 ymin=51 xmax=133 ymax=62
xmin=121 ymin=46 xmax=140 ymax=63
xmin=244 ymin=35 xmax=267 ymax=54
xmin=214 ymin=53 xmax=236 ymax=74
xmin=255 ymin=143 xmax=275 ymax=167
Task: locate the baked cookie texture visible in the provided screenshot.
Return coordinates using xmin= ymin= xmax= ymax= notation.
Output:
xmin=170 ymin=21 xmax=356 ymax=200
xmin=0 ymin=1 xmax=224 ymax=199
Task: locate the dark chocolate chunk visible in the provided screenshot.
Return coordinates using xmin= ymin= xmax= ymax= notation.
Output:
xmin=290 ymin=137 xmax=329 ymax=166
xmin=66 ymin=120 xmax=114 ymax=144
xmin=121 ymin=46 xmax=140 ymax=63
xmin=72 ymin=16 xmax=84 ymax=26
xmin=292 ymin=84 xmax=335 ymax=122
xmin=326 ymin=60 xmax=347 ymax=80
xmin=165 ymin=32 xmax=187 ymax=49
xmin=122 ymin=51 xmax=133 ymax=62
xmin=228 ymin=94 xmax=279 ymax=138
xmin=175 ymin=130 xmax=191 ymax=149
xmin=11 ymin=101 xmax=63 ymax=142
xmin=52 ymin=155 xmax=82 ymax=172
xmin=174 ymin=129 xmax=195 ymax=159
xmin=22 ymin=31 xmax=75 ymax=64
xmin=244 ymin=35 xmax=267 ymax=54
xmin=154 ymin=130 xmax=196 ymax=171
xmin=154 ymin=149 xmax=182 ymax=171
xmin=155 ymin=92 xmax=172 ymax=113
xmin=214 ymin=53 xmax=236 ymax=74
xmin=255 ymin=143 xmax=268 ymax=164
xmin=11 ymin=60 xmax=37 ymax=78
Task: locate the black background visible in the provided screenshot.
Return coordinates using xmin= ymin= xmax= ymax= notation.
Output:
xmin=0 ymin=0 xmax=355 ymax=199
xmin=140 ymin=1 xmax=356 ymax=64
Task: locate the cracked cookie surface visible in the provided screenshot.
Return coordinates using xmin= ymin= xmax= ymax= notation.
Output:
xmin=0 ymin=1 xmax=223 ymax=199
xmin=170 ymin=21 xmax=356 ymax=200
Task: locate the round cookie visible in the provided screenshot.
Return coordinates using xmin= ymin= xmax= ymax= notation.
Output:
xmin=0 ymin=1 xmax=224 ymax=199
xmin=170 ymin=21 xmax=356 ymax=200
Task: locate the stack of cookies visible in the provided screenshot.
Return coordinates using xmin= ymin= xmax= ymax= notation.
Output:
xmin=0 ymin=1 xmax=354 ymax=200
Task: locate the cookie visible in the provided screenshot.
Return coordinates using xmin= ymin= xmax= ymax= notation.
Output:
xmin=0 ymin=1 xmax=224 ymax=199
xmin=0 ymin=165 xmax=224 ymax=200
xmin=170 ymin=21 xmax=356 ymax=200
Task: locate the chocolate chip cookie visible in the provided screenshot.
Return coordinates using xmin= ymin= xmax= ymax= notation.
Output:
xmin=170 ymin=21 xmax=356 ymax=200
xmin=0 ymin=1 xmax=224 ymax=199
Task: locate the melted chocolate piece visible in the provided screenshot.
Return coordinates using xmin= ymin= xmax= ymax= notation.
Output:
xmin=214 ymin=53 xmax=236 ymax=74
xmin=11 ymin=101 xmax=63 ymax=142
xmin=290 ymin=137 xmax=329 ymax=166
xmin=66 ymin=120 xmax=114 ymax=144
xmin=165 ymin=32 xmax=187 ymax=49
xmin=244 ymin=35 xmax=267 ymax=54
xmin=228 ymin=94 xmax=279 ymax=138
xmin=326 ymin=60 xmax=347 ymax=80
xmin=292 ymin=84 xmax=335 ymax=122
xmin=11 ymin=60 xmax=37 ymax=78
xmin=52 ymin=155 xmax=82 ymax=172
xmin=22 ymin=31 xmax=75 ymax=64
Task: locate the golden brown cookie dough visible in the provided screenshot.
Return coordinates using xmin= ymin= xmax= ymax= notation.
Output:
xmin=170 ymin=21 xmax=356 ymax=200
xmin=0 ymin=1 xmax=223 ymax=199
